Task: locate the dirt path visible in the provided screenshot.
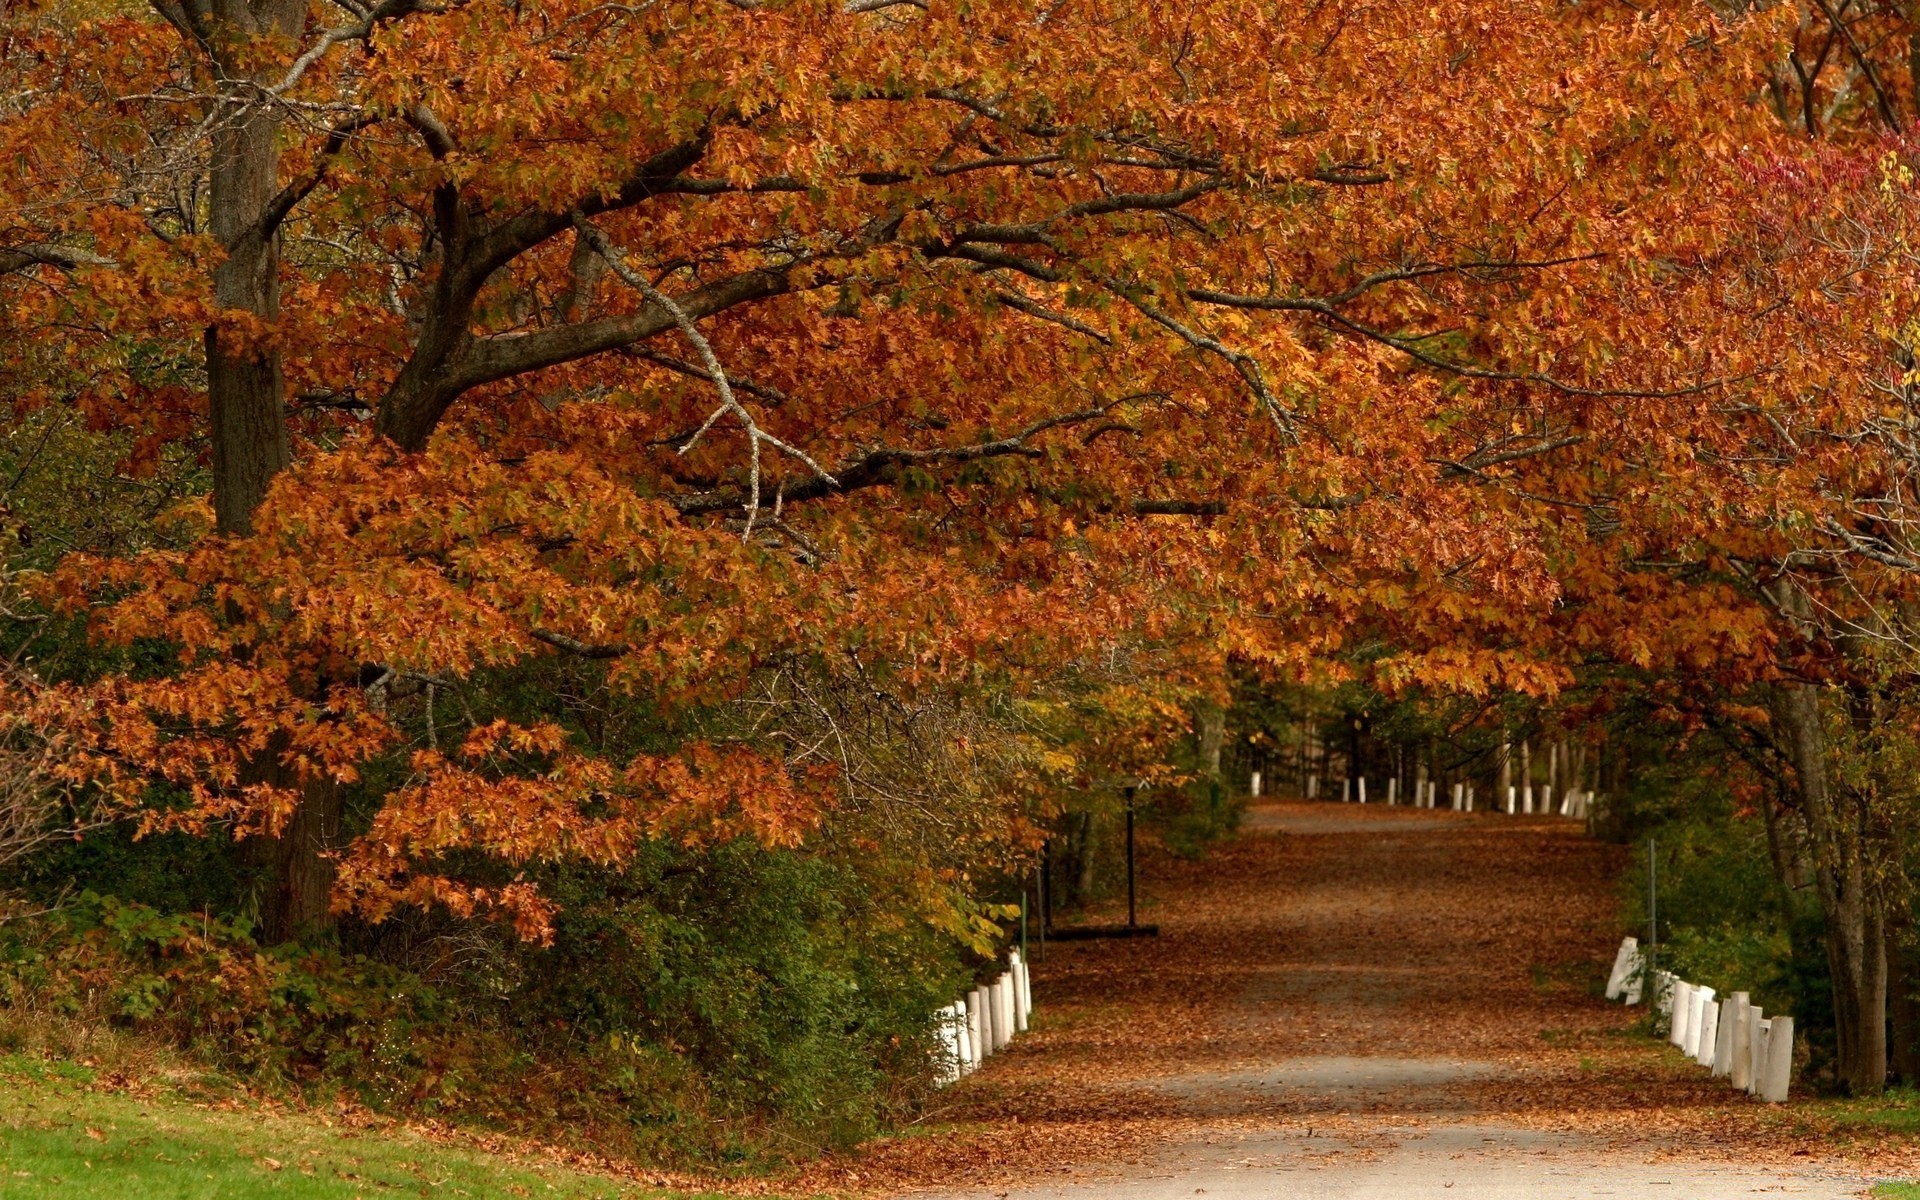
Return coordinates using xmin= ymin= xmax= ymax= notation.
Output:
xmin=832 ymin=802 xmax=1883 ymax=1198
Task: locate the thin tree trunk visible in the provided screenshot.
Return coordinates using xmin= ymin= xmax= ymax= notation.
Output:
xmin=1498 ymin=736 xmax=1512 ymax=812
xmin=1520 ymin=739 xmax=1533 ymax=811
xmin=1196 ymin=702 xmax=1225 ymax=780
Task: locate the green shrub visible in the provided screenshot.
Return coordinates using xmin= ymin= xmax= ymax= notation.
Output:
xmin=0 ymin=836 xmax=971 ymax=1168
xmin=0 ymin=892 xmax=438 ymax=1095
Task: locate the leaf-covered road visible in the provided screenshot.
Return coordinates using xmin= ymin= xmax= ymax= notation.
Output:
xmin=826 ymin=802 xmax=1880 ymax=1198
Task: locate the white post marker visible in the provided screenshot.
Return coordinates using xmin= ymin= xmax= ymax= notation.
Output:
xmin=1686 ymin=985 xmax=1716 ymax=1058
xmin=936 ymin=1004 xmax=959 ymax=1083
xmin=1693 ymin=988 xmax=1719 ymax=1066
xmin=1359 ymin=777 xmax=1368 ymax=804
xmin=966 ymin=988 xmax=988 ymax=1062
xmin=1452 ymin=783 xmax=1464 ymax=811
xmin=1523 ymin=784 xmax=1534 ymax=814
xmin=1308 ymin=774 xmax=1319 ymax=800
xmin=1342 ymin=777 xmax=1351 ymax=803
xmin=1671 ymin=981 xmax=1694 ymax=1049
xmin=1712 ymin=994 xmax=1740 ymax=1076
xmin=1749 ymin=1017 xmax=1771 ymax=1095
xmin=1251 ymin=770 xmax=1262 ymax=798
xmin=1623 ymin=956 xmax=1644 ymax=1005
xmin=1011 ymin=952 xmax=1031 ymax=1032
xmin=1656 ymin=971 xmax=1675 ymax=1016
xmin=1730 ymin=1000 xmax=1755 ymax=1090
xmin=1761 ymin=1015 xmax=1794 ymax=1103
xmin=956 ymin=1002 xmax=976 ymax=1076
xmin=1605 ymin=937 xmax=1637 ymax=1000
xmin=1387 ymin=778 xmax=1397 ymax=805
xmin=993 ymin=975 xmax=1014 ymax=1051
xmin=983 ymin=985 xmax=1001 ymax=1056
xmin=952 ymin=1002 xmax=974 ymax=1075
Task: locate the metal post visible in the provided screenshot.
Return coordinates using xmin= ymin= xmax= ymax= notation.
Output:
xmin=1648 ymin=836 xmax=1658 ymax=980
xmin=1040 ymin=838 xmax=1052 ymax=942
xmin=1125 ymin=786 xmax=1138 ymax=929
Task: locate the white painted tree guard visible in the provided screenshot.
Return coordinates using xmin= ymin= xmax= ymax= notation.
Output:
xmin=1452 ymin=783 xmax=1464 ymax=811
xmin=992 ymin=974 xmax=1014 ymax=1051
xmin=1671 ymin=980 xmax=1694 ymax=1049
xmin=1251 ymin=771 xmax=1261 ymax=798
xmin=1358 ymin=777 xmax=1368 ymax=804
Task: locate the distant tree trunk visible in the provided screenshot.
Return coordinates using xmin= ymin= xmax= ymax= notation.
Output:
xmin=1771 ymin=677 xmax=1888 ymax=1094
xmin=1196 ymin=702 xmax=1225 ymax=781
xmin=1519 ymin=739 xmax=1532 ymax=810
xmin=1498 ymin=736 xmax=1513 ymax=811
xmin=1073 ymin=811 xmax=1098 ymax=903
xmin=167 ymin=0 xmax=342 ymax=941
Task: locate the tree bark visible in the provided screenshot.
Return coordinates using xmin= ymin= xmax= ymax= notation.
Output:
xmin=1771 ymin=678 xmax=1889 ymax=1093
xmin=1196 ymin=702 xmax=1225 ymax=781
xmin=176 ymin=0 xmax=342 ymax=941
xmin=1498 ymin=736 xmax=1513 ymax=812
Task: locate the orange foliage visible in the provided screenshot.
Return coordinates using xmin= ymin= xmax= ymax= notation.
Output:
xmin=2 ymin=0 xmax=1897 ymax=932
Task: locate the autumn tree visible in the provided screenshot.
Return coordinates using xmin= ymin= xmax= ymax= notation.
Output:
xmin=0 ymin=0 xmax=1818 ymax=960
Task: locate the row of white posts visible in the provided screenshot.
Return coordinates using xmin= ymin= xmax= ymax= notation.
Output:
xmin=935 ymin=950 xmax=1032 ymax=1085
xmin=1603 ymin=937 xmax=1794 ymax=1102
xmin=1304 ymin=773 xmax=1600 ymax=817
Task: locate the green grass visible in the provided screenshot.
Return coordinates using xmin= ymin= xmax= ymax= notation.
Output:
xmin=0 ymin=1057 xmax=718 ymax=1199
xmin=1804 ymin=1086 xmax=1920 ymax=1137
xmin=1873 ymin=1185 xmax=1920 ymax=1198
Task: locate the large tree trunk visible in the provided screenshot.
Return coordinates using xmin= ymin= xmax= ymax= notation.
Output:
xmin=1772 ymin=678 xmax=1889 ymax=1093
xmin=184 ymin=0 xmax=341 ymax=940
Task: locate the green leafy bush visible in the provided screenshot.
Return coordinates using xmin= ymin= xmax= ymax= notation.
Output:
xmin=0 ymin=837 xmax=968 ymax=1167
xmin=0 ymin=892 xmax=438 ymax=1094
